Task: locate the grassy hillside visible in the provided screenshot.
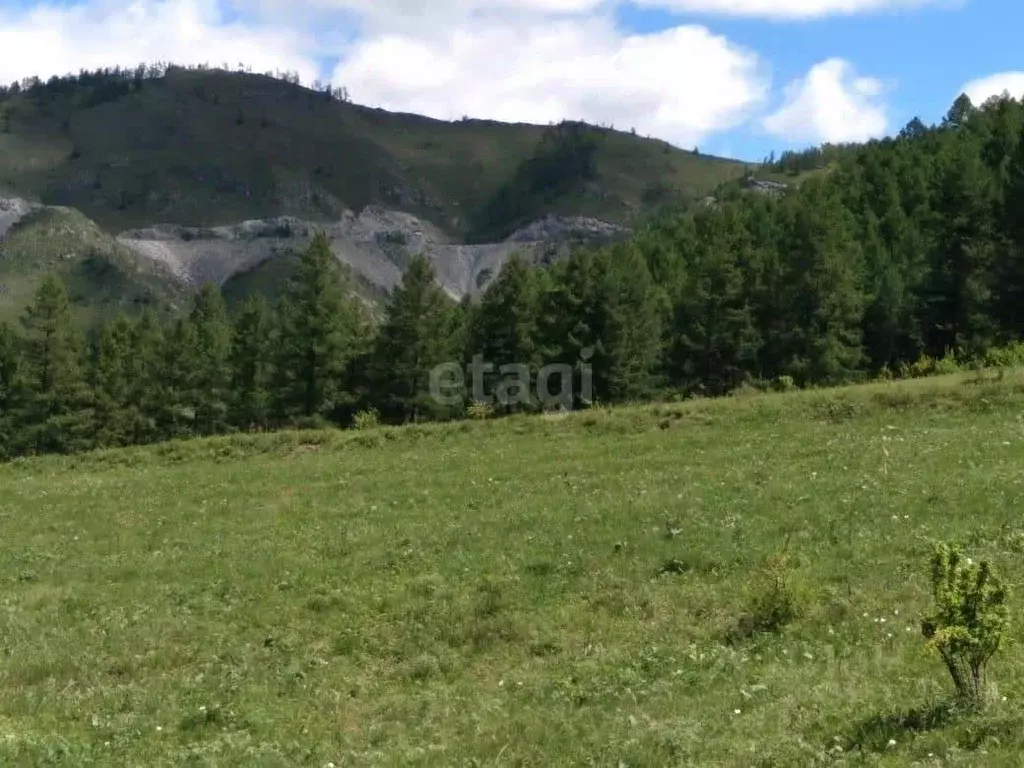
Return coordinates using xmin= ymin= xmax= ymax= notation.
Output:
xmin=0 ymin=67 xmax=748 ymax=240
xmin=221 ymin=248 xmax=390 ymax=314
xmin=2 ymin=372 xmax=1024 ymax=764
xmin=0 ymin=206 xmax=186 ymax=325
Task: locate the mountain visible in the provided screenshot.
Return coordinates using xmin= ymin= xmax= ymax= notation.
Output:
xmin=0 ymin=198 xmax=185 ymax=325
xmin=0 ymin=65 xmax=752 ymax=320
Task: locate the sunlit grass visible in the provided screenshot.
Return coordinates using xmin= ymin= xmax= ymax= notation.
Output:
xmin=1 ymin=370 xmax=1024 ymax=764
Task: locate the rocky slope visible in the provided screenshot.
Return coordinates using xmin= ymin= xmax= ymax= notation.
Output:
xmin=118 ymin=206 xmax=628 ymax=299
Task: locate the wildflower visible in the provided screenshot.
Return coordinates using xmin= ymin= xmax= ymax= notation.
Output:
xmin=734 ymin=709 xmax=741 ymax=715
xmin=887 ymin=738 xmax=897 ymax=748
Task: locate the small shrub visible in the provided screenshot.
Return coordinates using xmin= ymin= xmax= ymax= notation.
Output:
xmin=921 ymin=543 xmax=1009 ymax=705
xmin=467 ymin=401 xmax=494 ymax=420
xmin=352 ymin=409 xmax=380 ymax=430
xmin=731 ymin=546 xmax=805 ymax=640
xmin=934 ymin=350 xmax=961 ymax=376
xmin=772 ymin=375 xmax=797 ymax=393
xmin=983 ymin=342 xmax=1024 ymax=369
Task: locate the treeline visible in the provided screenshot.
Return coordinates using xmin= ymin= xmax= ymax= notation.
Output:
xmin=5 ymin=92 xmax=1024 ymax=458
xmin=0 ymin=63 xmax=347 ymax=109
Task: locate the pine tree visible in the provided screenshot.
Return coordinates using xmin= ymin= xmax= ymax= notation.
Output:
xmin=229 ymin=295 xmax=274 ymax=430
xmin=370 ymin=255 xmax=458 ymax=422
xmin=536 ymin=247 xmax=603 ymax=406
xmin=127 ymin=309 xmax=165 ymax=445
xmin=92 ymin=315 xmax=139 ymax=447
xmin=154 ymin=317 xmax=200 ymax=440
xmin=776 ymin=183 xmax=866 ymax=383
xmin=669 ymin=207 xmax=760 ymax=394
xmin=596 ymin=243 xmax=663 ymax=401
xmin=0 ymin=322 xmax=19 ymax=457
xmin=275 ymin=233 xmax=360 ymax=421
xmin=15 ymin=274 xmax=94 ymax=454
xmin=468 ymin=254 xmax=539 ymax=410
xmin=189 ymin=284 xmax=232 ymax=435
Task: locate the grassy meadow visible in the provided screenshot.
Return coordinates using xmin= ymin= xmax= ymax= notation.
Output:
xmin=2 ymin=372 xmax=1024 ymax=765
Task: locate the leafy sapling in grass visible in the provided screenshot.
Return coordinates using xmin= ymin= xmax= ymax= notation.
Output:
xmin=921 ymin=543 xmax=1009 ymax=706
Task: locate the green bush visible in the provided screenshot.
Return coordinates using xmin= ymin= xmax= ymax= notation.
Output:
xmin=772 ymin=375 xmax=797 ymax=393
xmin=352 ymin=409 xmax=380 ymax=430
xmin=732 ymin=547 xmax=806 ymax=640
xmin=921 ymin=543 xmax=1009 ymax=705
xmin=983 ymin=342 xmax=1024 ymax=369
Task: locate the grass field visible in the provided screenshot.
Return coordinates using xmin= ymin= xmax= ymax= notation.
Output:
xmin=2 ymin=372 xmax=1024 ymax=765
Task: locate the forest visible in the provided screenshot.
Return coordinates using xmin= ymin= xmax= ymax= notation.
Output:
xmin=2 ymin=91 xmax=1024 ymax=458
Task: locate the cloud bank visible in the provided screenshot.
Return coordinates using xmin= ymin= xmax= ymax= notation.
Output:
xmin=764 ymin=59 xmax=888 ymax=144
xmin=0 ymin=0 xmax=919 ymax=149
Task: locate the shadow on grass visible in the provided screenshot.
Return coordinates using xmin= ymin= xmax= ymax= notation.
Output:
xmin=844 ymin=701 xmax=960 ymax=753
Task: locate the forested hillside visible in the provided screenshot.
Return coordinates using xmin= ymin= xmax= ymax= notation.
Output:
xmin=3 ymin=91 xmax=1024 ymax=459
xmin=0 ymin=65 xmax=745 ymax=240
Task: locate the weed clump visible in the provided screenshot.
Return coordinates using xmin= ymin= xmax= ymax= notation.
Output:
xmin=730 ymin=547 xmax=806 ymax=641
xmin=352 ymin=408 xmax=380 ymax=430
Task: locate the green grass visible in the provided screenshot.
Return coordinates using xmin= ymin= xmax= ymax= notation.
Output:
xmin=0 ymin=68 xmax=747 ymax=239
xmin=3 ymin=371 xmax=1024 ymax=765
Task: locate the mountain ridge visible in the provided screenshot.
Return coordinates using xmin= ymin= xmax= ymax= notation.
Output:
xmin=0 ymin=64 xmax=753 ymax=320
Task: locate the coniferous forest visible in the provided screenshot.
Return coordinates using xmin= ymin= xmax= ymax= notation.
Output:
xmin=3 ymin=93 xmax=1024 ymax=458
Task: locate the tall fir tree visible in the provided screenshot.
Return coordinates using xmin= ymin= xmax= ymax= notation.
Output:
xmin=15 ymin=274 xmax=93 ymax=454
xmin=92 ymin=315 xmax=140 ymax=447
xmin=370 ymin=255 xmax=457 ymax=422
xmin=0 ymin=322 xmax=18 ymax=457
xmin=595 ymin=242 xmax=663 ymax=401
xmin=189 ymin=284 xmax=233 ymax=435
xmin=467 ymin=254 xmax=539 ymax=410
xmin=229 ymin=295 xmax=274 ymax=430
xmin=275 ymin=233 xmax=360 ymax=420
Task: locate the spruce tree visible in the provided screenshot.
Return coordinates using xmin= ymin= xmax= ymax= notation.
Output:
xmin=92 ymin=315 xmax=139 ymax=447
xmin=370 ymin=255 xmax=457 ymax=422
xmin=468 ymin=254 xmax=539 ymax=410
xmin=127 ymin=309 xmax=165 ymax=445
xmin=596 ymin=242 xmax=663 ymax=401
xmin=275 ymin=233 xmax=360 ymax=421
xmin=15 ymin=274 xmax=93 ymax=454
xmin=189 ymin=284 xmax=232 ymax=435
xmin=0 ymin=322 xmax=18 ymax=457
xmin=229 ymin=295 xmax=274 ymax=430
xmin=669 ymin=207 xmax=760 ymax=394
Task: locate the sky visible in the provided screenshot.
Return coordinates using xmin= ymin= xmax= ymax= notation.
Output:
xmin=0 ymin=0 xmax=1021 ymax=161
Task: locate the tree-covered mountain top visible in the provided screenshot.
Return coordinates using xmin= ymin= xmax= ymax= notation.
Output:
xmin=0 ymin=64 xmax=749 ymax=241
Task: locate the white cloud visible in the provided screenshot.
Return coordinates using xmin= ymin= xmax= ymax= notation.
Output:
xmin=763 ymin=59 xmax=887 ymax=144
xmin=333 ymin=18 xmax=767 ymax=147
xmin=0 ymin=0 xmax=319 ymax=87
xmin=629 ymin=0 xmax=948 ymax=19
xmin=960 ymin=72 xmax=1024 ymax=106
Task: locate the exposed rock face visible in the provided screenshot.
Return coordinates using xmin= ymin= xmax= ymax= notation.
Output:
xmin=0 ymin=197 xmax=37 ymax=238
xmin=743 ymin=177 xmax=788 ymax=196
xmin=119 ymin=206 xmax=630 ymax=299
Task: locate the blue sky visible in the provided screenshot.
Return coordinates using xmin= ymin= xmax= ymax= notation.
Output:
xmin=0 ymin=0 xmax=1021 ymax=162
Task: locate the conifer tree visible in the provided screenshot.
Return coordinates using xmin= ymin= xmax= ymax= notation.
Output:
xmin=468 ymin=254 xmax=539 ymax=410
xmin=596 ymin=242 xmax=663 ymax=401
xmin=229 ymin=294 xmax=274 ymax=430
xmin=189 ymin=284 xmax=232 ymax=435
xmin=370 ymin=255 xmax=457 ymax=421
xmin=15 ymin=274 xmax=93 ymax=454
xmin=275 ymin=233 xmax=359 ymax=420
xmin=0 ymin=322 xmax=18 ymax=457
xmin=92 ymin=315 xmax=140 ymax=447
